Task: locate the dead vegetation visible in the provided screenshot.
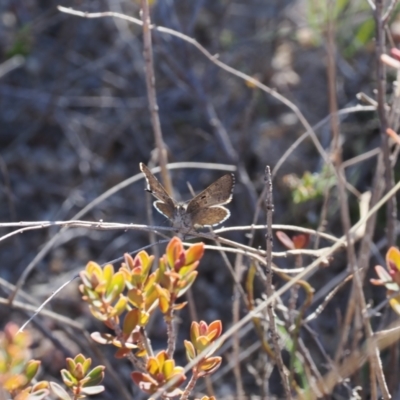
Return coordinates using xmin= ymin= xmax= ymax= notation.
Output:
xmin=1 ymin=0 xmax=400 ymax=399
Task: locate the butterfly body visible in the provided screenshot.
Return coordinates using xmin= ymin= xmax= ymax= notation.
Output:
xmin=140 ymin=163 xmax=235 ymax=230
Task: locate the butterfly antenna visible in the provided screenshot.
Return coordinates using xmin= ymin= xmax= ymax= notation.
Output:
xmin=186 ymin=181 xmax=196 ymax=197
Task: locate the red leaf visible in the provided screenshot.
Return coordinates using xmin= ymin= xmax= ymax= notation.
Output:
xmin=276 ymin=231 xmax=294 ymax=250
xmin=292 ymin=233 xmax=309 ymax=249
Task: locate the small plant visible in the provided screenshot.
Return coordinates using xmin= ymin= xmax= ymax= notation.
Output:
xmin=2 ymin=237 xmax=221 ymax=399
xmin=0 ymin=323 xmax=105 ymax=400
xmin=283 ymin=164 xmax=336 ymax=204
xmin=0 ymin=322 xmax=44 ymax=400
xmin=371 ymin=246 xmax=400 ymax=315
xmin=79 ymin=236 xmax=222 ymax=398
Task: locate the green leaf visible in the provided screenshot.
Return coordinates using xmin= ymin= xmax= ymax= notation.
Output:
xmin=195 ymin=336 xmax=210 ymax=353
xmin=176 ymin=272 xmax=198 ymax=297
xmin=103 ymin=264 xmax=114 ymax=286
xmin=27 ymin=389 xmax=50 ymax=400
xmin=184 ymin=340 xmax=196 ymax=361
xmin=113 ymin=296 xmax=128 ymax=316
xmin=139 ymin=311 xmax=150 ymax=326
xmin=81 ymin=358 xmax=92 ymax=376
xmin=74 ymin=354 xmax=86 ymax=365
xmin=123 ymin=309 xmax=139 ymax=336
xmin=106 ymin=272 xmax=126 ymax=302
xmin=355 ymin=18 xmax=375 ymax=47
xmin=85 ymin=366 xmax=105 ymax=386
xmin=60 ymin=369 xmax=77 ymax=387
xmin=65 ymin=358 xmax=75 ymax=373
xmin=6 ymin=25 xmax=32 ymax=58
xmin=333 ymin=0 xmax=349 ymax=18
xmin=25 ymin=360 xmax=41 ymax=381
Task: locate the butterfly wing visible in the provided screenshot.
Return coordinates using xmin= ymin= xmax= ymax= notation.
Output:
xmin=189 ymin=206 xmax=230 ymax=227
xmin=153 ymin=201 xmax=175 ymax=219
xmin=140 ymin=163 xmax=176 ymax=218
xmin=186 ymin=173 xmax=235 ymax=214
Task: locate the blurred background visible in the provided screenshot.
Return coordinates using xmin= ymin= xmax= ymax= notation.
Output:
xmin=0 ymin=0 xmax=397 ymax=398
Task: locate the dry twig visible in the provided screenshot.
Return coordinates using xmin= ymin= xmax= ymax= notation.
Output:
xmin=264 ymin=166 xmax=292 ymax=398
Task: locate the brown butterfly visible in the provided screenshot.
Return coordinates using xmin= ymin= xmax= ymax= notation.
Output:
xmin=140 ymin=163 xmax=235 ymax=230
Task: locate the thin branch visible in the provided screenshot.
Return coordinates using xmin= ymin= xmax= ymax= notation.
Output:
xmin=376 ymin=0 xmax=396 ymax=248
xmin=271 ymin=104 xmax=376 ymax=178
xmin=0 ymin=297 xmax=82 ymax=330
xmin=318 ymin=320 xmax=400 ymax=396
xmin=0 ymin=219 xmax=330 ymax=273
xmin=212 ymin=239 xmax=248 ymax=300
xmin=335 ymin=156 xmax=385 ymax=362
xmin=140 ymin=0 xmax=172 ymax=195
xmin=232 ymin=254 xmax=245 ymax=399
xmin=340 ymin=147 xmax=380 ymax=169
xmin=264 ymin=166 xmax=292 ymax=398
xmin=326 ymin=9 xmax=385 ymax=396
xmin=382 ymin=0 xmax=399 ymax=23
xmin=217 ymin=224 xmax=341 ymax=243
xmin=1 ymin=220 xmax=341 ymax=243
xmin=0 ymin=55 xmax=25 ymax=78
xmin=305 ymin=273 xmax=353 ymax=323
xmin=18 ymin=276 xmax=78 ymax=332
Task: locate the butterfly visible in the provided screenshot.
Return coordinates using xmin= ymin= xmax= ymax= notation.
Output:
xmin=140 ymin=163 xmax=235 ymax=230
